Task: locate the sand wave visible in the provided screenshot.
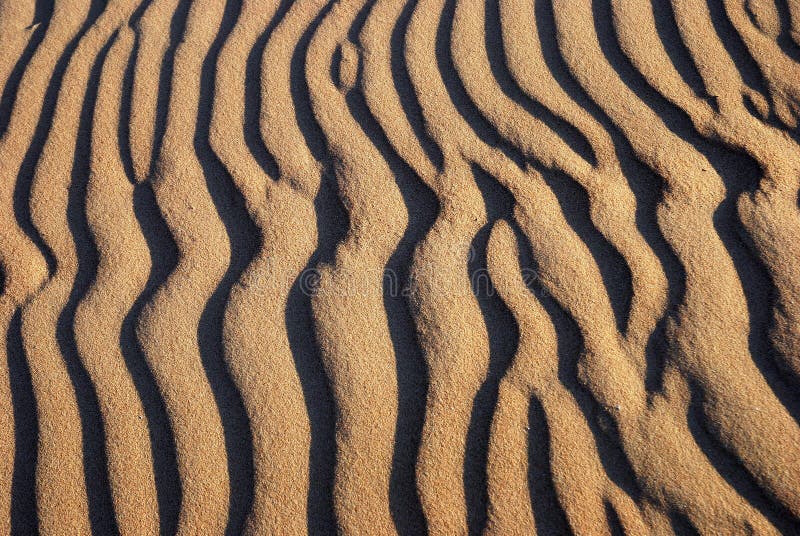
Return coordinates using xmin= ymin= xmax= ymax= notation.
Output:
xmin=0 ymin=0 xmax=798 ymax=533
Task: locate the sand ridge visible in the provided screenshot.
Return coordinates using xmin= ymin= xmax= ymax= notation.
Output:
xmin=1 ymin=0 xmax=799 ymax=534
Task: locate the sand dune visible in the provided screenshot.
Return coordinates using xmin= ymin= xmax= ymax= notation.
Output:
xmin=1 ymin=0 xmax=799 ymax=533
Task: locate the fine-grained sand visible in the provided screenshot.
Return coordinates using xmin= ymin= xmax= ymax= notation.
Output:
xmin=1 ymin=0 xmax=800 ymax=533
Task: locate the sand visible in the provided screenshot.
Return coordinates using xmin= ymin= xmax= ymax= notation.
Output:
xmin=1 ymin=0 xmax=799 ymax=533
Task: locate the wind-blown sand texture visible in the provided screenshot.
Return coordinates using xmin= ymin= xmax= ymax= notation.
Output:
xmin=1 ymin=0 xmax=800 ymax=533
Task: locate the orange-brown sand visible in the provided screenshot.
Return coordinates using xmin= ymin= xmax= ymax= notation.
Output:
xmin=1 ymin=0 xmax=799 ymax=533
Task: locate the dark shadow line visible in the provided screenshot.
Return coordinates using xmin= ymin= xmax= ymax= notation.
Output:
xmin=148 ymin=0 xmax=192 ymax=179
xmin=669 ymin=510 xmax=701 ymax=536
xmin=285 ymin=249 xmax=339 ymax=536
xmin=511 ymin=221 xmax=643 ymax=503
xmin=773 ymin=0 xmax=800 ymax=62
xmin=485 ymin=0 xmax=596 ymax=166
xmin=591 ymin=0 xmax=720 ymax=145
xmin=195 ymin=0 xmax=257 ymax=532
xmin=391 ymin=0 xmax=444 ymax=172
xmin=492 ymin=0 xmax=637 ymax=336
xmin=537 ymin=163 xmax=633 ymax=339
xmin=704 ymin=0 xmax=794 ymax=131
xmin=8 ymin=0 xmax=111 ymax=531
xmin=594 ymin=0 xmax=796 ymax=415
xmin=12 ymin=1 xmax=110 ymax=280
xmin=346 ymin=4 xmax=436 ymax=531
xmin=687 ymin=381 xmax=800 ymax=533
xmin=117 ymin=0 xmax=156 ymax=184
xmin=330 ymin=45 xmax=343 ymax=88
xmin=126 ymin=182 xmax=183 ymax=536
xmin=705 ymin=0 xmax=770 ymax=96
xmin=8 ymin=308 xmax=39 ymax=534
xmin=526 ymin=395 xmax=571 ymax=534
xmin=595 ymin=0 xmax=800 ymax=493
xmin=119 ymin=34 xmax=139 ymax=182
xmin=291 ymin=1 xmax=335 ymax=163
xmin=650 ymin=0 xmax=715 ymax=107
xmin=286 ymin=3 xmax=341 ymax=533
xmin=0 ymin=0 xmax=55 ymax=138
xmin=435 ymin=0 xmax=526 ymax=169
xmin=605 ymin=501 xmax=626 ymax=536
xmin=533 ymin=0 xmax=686 ymax=394
xmin=242 ymin=0 xmax=287 ymax=180
xmin=710 ymin=159 xmax=800 ymax=425
xmin=62 ymin=35 xmax=119 ymax=535
xmin=462 ymin=167 xmax=519 ymax=535
xmin=116 ymin=4 xmax=183 ymax=534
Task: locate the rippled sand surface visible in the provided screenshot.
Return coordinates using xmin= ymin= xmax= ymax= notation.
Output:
xmin=1 ymin=0 xmax=799 ymax=533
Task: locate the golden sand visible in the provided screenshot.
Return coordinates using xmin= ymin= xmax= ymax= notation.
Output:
xmin=1 ymin=0 xmax=799 ymax=533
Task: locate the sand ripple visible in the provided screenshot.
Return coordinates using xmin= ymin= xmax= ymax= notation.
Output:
xmin=0 ymin=0 xmax=799 ymax=533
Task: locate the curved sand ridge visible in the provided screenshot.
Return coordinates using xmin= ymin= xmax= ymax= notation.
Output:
xmin=1 ymin=0 xmax=799 ymax=533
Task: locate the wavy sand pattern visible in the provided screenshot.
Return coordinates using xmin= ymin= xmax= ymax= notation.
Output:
xmin=1 ymin=0 xmax=799 ymax=534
